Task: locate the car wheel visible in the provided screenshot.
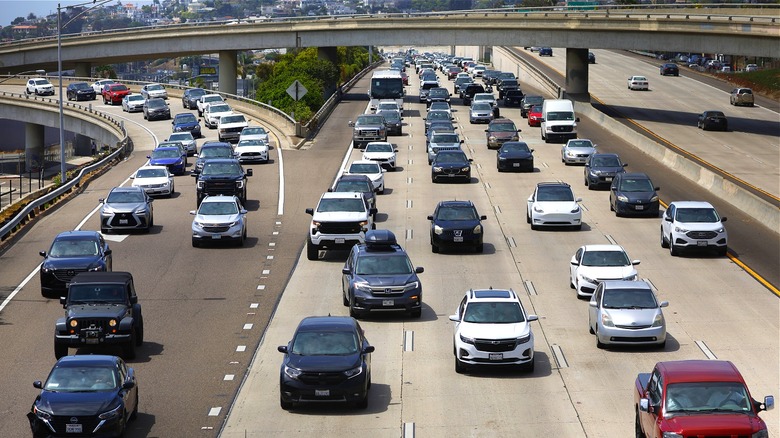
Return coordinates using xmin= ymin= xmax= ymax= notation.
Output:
xmin=343 ymin=290 xmax=350 ymax=307
xmin=238 ymin=229 xmax=246 ymax=247
xmin=526 ymin=211 xmax=531 ymax=224
xmin=191 ymin=237 xmax=199 ymax=248
xmin=530 ymin=223 xmax=538 ymax=231
xmin=348 ymin=299 xmax=362 ymax=319
xmin=570 ymin=278 xmax=576 ymax=290
xmin=455 ymin=357 xmax=466 ymax=374
xmin=378 ymin=186 xmax=384 ymax=195
xmin=123 ymin=334 xmax=137 ymax=360
xmin=635 ymin=411 xmax=644 ymax=438
xmin=589 ymin=325 xmax=595 ymax=335
xmin=135 ymin=317 xmax=144 ymax=346
xmin=596 ymin=332 xmax=606 ymax=349
xmin=355 ymin=393 xmax=369 ymax=410
xmin=587 ymin=180 xmax=595 ymax=191
xmin=54 ymin=342 xmax=68 ymax=359
xmin=718 ymin=246 xmax=728 ymax=257
xmin=660 ymin=229 xmax=669 ymax=248
xmin=431 ymin=242 xmax=439 ymax=253
xmin=609 ymin=202 xmax=614 ymax=212
xmin=475 ymin=243 xmax=483 ymax=253
xmin=410 ymin=308 xmax=422 ymax=319
xmin=658 ymin=339 xmax=667 ymax=350
xmin=306 ymin=239 xmax=319 ymax=261
xmin=669 ymin=237 xmax=679 ymax=256
xmin=280 ymin=395 xmax=293 ymax=411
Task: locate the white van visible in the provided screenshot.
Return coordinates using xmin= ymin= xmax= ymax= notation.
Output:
xmin=540 ymin=99 xmax=578 ymax=143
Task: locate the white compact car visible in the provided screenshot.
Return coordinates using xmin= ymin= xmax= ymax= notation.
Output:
xmin=450 ymin=288 xmax=538 ymax=373
xmin=234 ymin=139 xmax=269 ymax=163
xmin=627 ymin=75 xmax=649 ymax=91
xmin=346 ymin=160 xmax=385 ymax=194
xmin=526 ymin=182 xmax=582 ymax=230
xmin=140 ymin=83 xmax=168 ymax=100
xmin=130 ymin=166 xmax=174 ymax=197
xmin=361 ymin=142 xmax=397 ymax=170
xmin=375 ymin=100 xmax=403 ymax=116
xmin=196 ymin=94 xmax=225 ymax=116
xmin=122 ymin=94 xmax=146 ymax=113
xmin=569 ymin=245 xmax=640 ymax=298
xmin=660 ymin=201 xmax=728 ymax=256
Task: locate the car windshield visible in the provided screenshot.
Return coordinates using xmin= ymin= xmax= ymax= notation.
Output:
xmin=147 ymin=84 xmax=164 ymax=91
xmin=602 ymin=288 xmax=657 ymax=309
xmin=618 ymin=178 xmax=654 ymax=192
xmin=472 ymin=103 xmax=492 ymax=111
xmin=199 ymin=201 xmax=239 ymax=215
xmin=204 ymin=96 xmax=223 ymax=103
xmin=34 ymin=79 xmax=50 ymax=85
xmin=291 ymin=331 xmax=359 ymax=356
xmin=358 ymin=116 xmax=384 ymax=125
xmin=335 ymin=181 xmax=372 ymax=193
xmin=349 ymin=163 xmax=380 ymax=174
xmin=591 ymin=156 xmax=621 ymax=167
xmin=546 ymin=111 xmax=574 ymax=121
xmin=237 ymin=140 xmax=266 ymax=148
xmin=436 ymin=206 xmax=478 ymax=221
xmin=537 ymin=186 xmax=574 ymax=202
xmin=135 ymin=168 xmax=167 ymax=178
xmin=188 ymin=89 xmax=207 ymax=98
xmin=209 ymin=105 xmax=230 ymax=114
xmin=49 ymin=240 xmax=99 ymax=257
xmin=567 ymin=140 xmax=594 ymax=149
xmin=499 ymin=73 xmax=515 ymax=79
xmin=200 ymin=147 xmax=232 ymax=158
xmin=490 ymin=123 xmax=516 ymax=132
xmin=110 ymin=85 xmax=128 ymax=92
xmin=429 ymin=103 xmax=450 ymax=111
xmin=221 ymin=115 xmax=245 ymax=124
xmin=581 ymin=250 xmax=630 ymax=267
xmin=365 ymin=143 xmax=393 ymax=153
xmin=317 ymin=198 xmax=366 ymax=213
xmin=665 ymin=382 xmax=752 ymax=413
xmin=377 ymin=102 xmax=398 ymax=111
xmin=151 ymin=149 xmax=180 ymax=159
xmin=127 ymin=95 xmax=144 ymax=102
xmin=175 ymin=114 xmax=197 ymax=123
xmin=432 ymin=134 xmax=459 ymax=144
xmin=502 ymin=143 xmax=530 ymax=153
xmin=73 ymin=83 xmax=89 ymax=90
xmin=525 ymin=96 xmax=544 ymax=105
xmin=68 ymin=284 xmax=126 ymax=304
xmin=106 ymin=191 xmax=145 ymax=203
xmin=428 ymin=111 xmax=450 ymax=121
xmin=463 ymin=302 xmax=525 ymax=324
xmin=429 ymin=89 xmax=449 ymax=98
xmin=675 ymin=208 xmax=720 ymax=223
xmin=378 ymin=111 xmax=400 ymax=122
xmin=356 ymin=253 xmax=413 ymax=275
xmin=243 ymin=127 xmax=267 ymax=135
xmin=44 ymin=366 xmax=118 ymax=392
xmin=202 ymin=162 xmax=241 ymax=175
xmin=146 ymin=99 xmax=165 ymax=108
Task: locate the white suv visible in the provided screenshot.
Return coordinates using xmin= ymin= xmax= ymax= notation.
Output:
xmin=26 ymin=77 xmax=54 ymax=96
xmin=449 ymin=288 xmax=538 ymax=373
xmin=305 ymin=192 xmax=376 ymax=261
xmin=661 ymin=201 xmax=728 ymax=256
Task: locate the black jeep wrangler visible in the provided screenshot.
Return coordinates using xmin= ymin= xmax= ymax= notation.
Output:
xmin=54 ymin=272 xmax=144 ymax=360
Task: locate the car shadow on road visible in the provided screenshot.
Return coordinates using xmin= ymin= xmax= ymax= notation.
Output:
xmin=432 ymin=242 xmax=496 ymax=255
xmin=282 ymin=383 xmax=392 ymax=416
xmin=71 ymin=340 xmax=164 ymax=363
xmin=457 ymin=351 xmax=553 ymax=379
xmin=243 ymin=199 xmax=260 ymax=212
xmin=125 ymin=412 xmax=156 ymax=437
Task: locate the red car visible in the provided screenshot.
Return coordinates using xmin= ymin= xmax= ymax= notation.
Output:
xmin=102 ymin=83 xmax=131 ymax=105
xmin=528 ymin=105 xmax=543 ymax=127
xmin=400 ymin=71 xmax=409 ymax=86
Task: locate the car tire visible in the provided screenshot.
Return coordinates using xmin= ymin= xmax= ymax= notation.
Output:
xmin=306 ymin=239 xmax=318 ymax=261
xmin=123 ymin=334 xmax=137 ymax=360
xmin=530 ymin=223 xmax=537 ymax=231
xmin=570 ymin=278 xmax=576 ymax=290
xmin=635 ymin=411 xmax=644 ymax=438
xmin=410 ymin=308 xmax=422 ymax=319
xmin=669 ymin=237 xmax=679 ymax=256
xmin=718 ymin=246 xmax=728 ymax=257
xmin=658 ymin=339 xmax=667 ymax=350
xmin=660 ymin=229 xmax=669 ymax=248
xmin=475 ymin=243 xmax=483 ymax=253
xmin=348 ymin=301 xmax=362 ymax=320
xmin=191 ymin=238 xmax=199 ymax=248
xmin=54 ymin=342 xmax=68 ymax=359
xmin=343 ymin=290 xmax=350 ymax=307
xmin=526 ymin=211 xmax=531 ymax=224
xmin=596 ymin=333 xmax=606 ymax=349
xmin=280 ymin=396 xmax=292 ymax=411
xmin=455 ymin=357 xmax=466 ymax=374
xmin=589 ymin=325 xmax=595 ymax=335
xmin=355 ymin=394 xmax=369 ymax=410
xmin=136 ymin=317 xmax=144 ymax=346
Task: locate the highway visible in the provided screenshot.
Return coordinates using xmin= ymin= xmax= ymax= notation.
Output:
xmin=0 ymin=47 xmax=777 ymax=438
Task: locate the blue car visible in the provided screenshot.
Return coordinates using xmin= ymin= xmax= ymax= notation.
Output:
xmin=39 ymin=231 xmax=112 ymax=298
xmin=428 ymin=200 xmax=487 ymax=253
xmin=341 ymin=230 xmax=424 ymax=319
xmin=172 ymin=112 xmax=202 ymax=138
xmin=148 ymin=146 xmax=186 ymax=175
xmin=28 ymin=355 xmax=138 ymax=437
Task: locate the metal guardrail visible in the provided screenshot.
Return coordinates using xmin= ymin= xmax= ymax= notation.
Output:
xmin=0 ymin=92 xmax=130 ymax=243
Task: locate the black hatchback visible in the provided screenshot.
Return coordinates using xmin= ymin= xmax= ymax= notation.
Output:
xmin=659 ymin=63 xmax=679 ymax=76
xmin=428 ymin=200 xmax=487 ymax=253
xmin=39 ymin=231 xmax=112 ymax=298
xmin=278 ymin=316 xmax=374 ymax=410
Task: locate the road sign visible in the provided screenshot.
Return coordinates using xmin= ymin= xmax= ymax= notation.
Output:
xmin=286 ymin=80 xmax=307 ymax=101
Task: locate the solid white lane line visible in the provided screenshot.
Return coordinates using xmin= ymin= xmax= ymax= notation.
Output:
xmin=276 ymin=136 xmax=285 ymax=216
xmin=403 ymin=422 xmax=415 ymax=438
xmin=605 ymin=234 xmax=618 ymax=245
xmin=551 ymin=344 xmax=569 ymax=368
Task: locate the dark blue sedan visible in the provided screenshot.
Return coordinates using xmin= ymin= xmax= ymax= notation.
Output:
xmin=609 ymin=172 xmax=660 ymax=217
xmin=28 ymin=355 xmax=138 ymax=438
xmin=496 ymin=141 xmax=534 ymax=172
xmin=584 ymin=153 xmax=627 ymax=190
xmin=428 ymin=200 xmax=487 ymax=253
xmin=39 ymin=231 xmax=112 ymax=299
xmin=172 ymin=112 xmax=202 ymax=138
xmin=147 ymin=146 xmax=186 ymax=175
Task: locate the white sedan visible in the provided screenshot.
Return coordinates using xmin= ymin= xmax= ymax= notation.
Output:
xmin=130 ymin=166 xmax=174 ymax=197
xmin=234 ymin=139 xmax=269 ymax=163
xmin=122 ymin=94 xmax=146 ymax=113
xmin=627 ymin=75 xmax=649 ymax=91
xmin=526 ymin=182 xmax=582 ymax=230
xmin=346 ymin=160 xmax=385 ymax=194
xmin=361 ymin=142 xmax=397 ymax=171
xmin=140 ymin=83 xmax=168 ymax=100
xmin=569 ymin=245 xmax=640 ymax=298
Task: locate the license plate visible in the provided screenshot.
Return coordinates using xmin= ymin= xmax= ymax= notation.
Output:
xmin=315 ymin=389 xmax=329 ymax=397
xmin=211 ymin=234 xmax=221 ymax=239
xmin=635 ymin=205 xmax=644 ymax=210
xmin=604 ymin=177 xmax=613 ymax=182
xmin=453 ymin=236 xmax=464 ymax=242
xmin=489 ymin=353 xmax=503 ymax=361
xmin=85 ymin=338 xmax=99 ymax=345
xmin=66 ymin=424 xmax=82 ymax=433
xmin=697 ymin=241 xmax=707 ymax=246
xmin=119 ymin=219 xmax=128 ymax=224
xmin=335 ymin=238 xmax=345 ymax=244
xmin=513 ymin=163 xmax=520 ymax=167
xmin=382 ymin=300 xmax=394 ymax=307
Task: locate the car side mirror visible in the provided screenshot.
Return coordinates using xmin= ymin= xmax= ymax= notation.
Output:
xmin=342 ymin=267 xmax=350 ymax=275
xmin=540 ymin=118 xmax=545 ymax=122
xmin=570 ymin=257 xmax=579 ymax=266
xmin=527 ymin=315 xmax=539 ymax=322
xmin=369 ymin=208 xmax=378 ymax=216
xmin=327 ymin=188 xmax=334 ymax=192
xmin=122 ymin=380 xmax=135 ymax=390
xmin=763 ymin=395 xmax=774 ymax=411
xmin=129 ymin=296 xmax=137 ymax=304
xmin=664 ymin=215 xmax=672 ymax=222
xmin=189 ymin=210 xmax=196 ymax=215
xmin=146 ymin=155 xmax=151 ymax=159
xmin=654 ymin=187 xmax=660 ymax=191
xmin=460 ymin=139 xmax=464 ymax=143
xmin=575 ymin=117 xmax=580 ymax=122
xmin=348 ymin=121 xmax=354 ymax=127
xmin=245 ymin=169 xmax=253 ymax=177
xmin=191 ymin=173 xmax=198 ymax=178
xmin=277 ymin=345 xmax=288 ymax=354
xmin=104 ymin=249 xmax=112 ymax=256
xmin=484 ymin=129 xmax=489 ymax=133
xmin=448 ymin=315 xmax=460 ymax=322
xmin=60 ymin=297 xmax=67 ymax=306
xmin=721 ymin=217 xmax=727 ymax=222
xmin=39 ymin=251 xmax=47 ymax=257
xmin=622 ymin=163 xmax=628 ymax=167
xmin=468 ymin=158 xmax=473 ymax=162
xmin=415 ymin=267 xmax=424 ymax=274
xmin=639 ymin=398 xmax=650 ymax=412
xmin=659 ymin=301 xmax=669 ymax=308
xmin=517 ymin=129 xmax=522 ymax=132
xmin=98 ymin=198 xmax=105 ymax=204
xmin=610 ymin=187 xmax=617 ymax=191
xmin=363 ymin=346 xmax=375 ymax=354
xmin=632 ymin=260 xmax=641 ymax=265
xmin=33 ymin=381 xmax=43 ymax=389
xmin=427 ymin=215 xmax=433 ymax=220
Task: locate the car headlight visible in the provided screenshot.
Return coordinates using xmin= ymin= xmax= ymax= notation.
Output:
xmin=590 ymin=169 xmax=600 ymax=175
xmin=88 ymin=264 xmax=104 ymax=272
xmin=566 ymin=150 xmax=575 ymax=157
xmin=488 ymin=136 xmax=497 ymax=142
xmin=135 ymin=209 xmax=147 ymax=215
xmin=98 ymin=404 xmax=122 ymax=420
xmin=228 ymin=220 xmax=240 ymax=227
xmin=432 ymin=166 xmax=442 ymax=172
xmin=403 ymin=281 xmax=420 ymax=292
xmin=716 ymin=227 xmax=725 ymax=233
xmin=108 ymin=319 xmax=117 ymax=327
xmin=236 ymin=180 xmax=245 ymax=189
xmin=33 ymin=405 xmax=53 ymax=421
xmin=673 ymin=226 xmax=688 ymax=233
xmin=193 ymin=220 xmax=203 ymax=228
xmin=751 ymin=430 xmax=769 ymax=438
xmin=580 ymin=274 xmax=597 ymax=285
xmin=662 ymin=433 xmax=683 ymax=438
xmin=69 ymin=319 xmax=79 ymax=328
xmin=283 ymin=365 xmax=302 ymax=380
xmin=459 ymin=333 xmax=475 ymax=345
xmin=570 ymin=206 xmax=580 ymax=213
xmin=515 ymin=333 xmax=531 ymax=344
xmin=601 ymin=312 xmax=614 ymax=327
xmin=652 ymin=313 xmax=664 ymax=328
xmin=354 ymin=281 xmax=372 ymax=293
xmin=41 ymin=266 xmax=51 ymax=274
xmin=343 ymin=365 xmax=363 ymax=379
xmin=533 ymin=205 xmax=544 ymax=213
xmin=473 ymin=224 xmax=482 ymax=234
xmin=359 ymin=220 xmax=369 ymax=232
xmin=623 ymin=274 xmax=638 ymax=281
xmin=617 ymin=195 xmax=629 ymax=202
xmin=461 ymin=166 xmax=470 ymax=172
xmin=498 ymin=156 xmax=506 ymax=161
xmin=433 ymin=225 xmax=443 ymax=235
xmin=650 ymin=195 xmax=658 ymax=202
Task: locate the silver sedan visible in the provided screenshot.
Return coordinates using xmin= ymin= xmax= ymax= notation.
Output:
xmin=588 ymin=280 xmax=668 ymax=349
xmin=561 ymin=138 xmax=597 ymax=165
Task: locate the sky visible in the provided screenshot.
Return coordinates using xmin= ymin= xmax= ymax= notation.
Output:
xmin=0 ymin=1 xmax=153 ymax=27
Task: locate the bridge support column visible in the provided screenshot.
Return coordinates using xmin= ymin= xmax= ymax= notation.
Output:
xmin=25 ymin=122 xmax=45 ymax=172
xmin=74 ymin=62 xmax=91 ymax=78
xmin=318 ymin=46 xmax=339 ymax=97
xmin=218 ymin=51 xmax=237 ymax=95
xmin=565 ymin=48 xmax=589 ymax=101
xmin=480 ymin=46 xmax=492 ymax=64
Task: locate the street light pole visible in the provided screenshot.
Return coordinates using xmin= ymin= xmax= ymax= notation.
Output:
xmin=0 ymin=69 xmax=46 ymax=85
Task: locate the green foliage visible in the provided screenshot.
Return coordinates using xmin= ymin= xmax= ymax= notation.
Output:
xmin=719 ymin=69 xmax=780 ymax=98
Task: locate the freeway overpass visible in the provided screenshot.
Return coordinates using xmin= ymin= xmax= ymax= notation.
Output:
xmin=0 ymin=6 xmax=777 ymax=95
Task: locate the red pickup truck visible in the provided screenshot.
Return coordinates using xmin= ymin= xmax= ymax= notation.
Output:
xmin=635 ymin=360 xmax=774 ymax=438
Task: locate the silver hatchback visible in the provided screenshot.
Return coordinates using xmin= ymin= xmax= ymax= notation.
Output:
xmin=588 ymin=280 xmax=668 ymax=349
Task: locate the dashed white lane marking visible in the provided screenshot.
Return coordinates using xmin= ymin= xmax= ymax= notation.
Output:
xmin=268 ymin=242 xmax=276 ymax=247
xmin=507 ymin=237 xmax=516 ymax=248
xmin=406 ymin=229 xmax=413 ymax=240
xmin=249 ymin=303 xmax=259 ymax=308
xmin=524 ymin=280 xmax=538 ymax=296
xmin=243 ymin=324 xmax=253 ymax=330
xmin=224 ymin=375 xmax=235 ymax=381
xmin=403 ymin=422 xmax=415 ymax=438
xmin=272 ymin=231 xmax=279 ymax=235
xmin=494 ymin=205 xmax=502 ymax=214
xmin=256 ymin=285 xmax=265 ymax=290
xmin=407 ymin=177 xmax=413 ymax=184
xmin=695 ymin=340 xmax=718 ymax=360
xmin=406 ymin=200 xmax=412 ymax=209
xmin=605 ymin=234 xmax=618 ymax=245
xmin=262 ymin=270 xmax=270 ymax=275
xmin=266 ymin=255 xmax=274 ymax=260
xmin=551 ymin=344 xmax=569 ymax=368
xmin=403 ymin=331 xmax=414 ymax=352
xmin=208 ymin=407 xmax=222 ymax=416
xmin=236 ymin=346 xmax=246 ymax=352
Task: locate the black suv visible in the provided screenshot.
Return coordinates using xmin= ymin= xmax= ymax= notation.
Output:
xmin=193 ymin=158 xmax=252 ymax=205
xmin=39 ymin=231 xmax=112 ymax=298
xmin=54 ymin=272 xmax=144 ymax=359
xmin=341 ymin=230 xmax=424 ymax=319
xmin=520 ymin=95 xmax=544 ymax=118
xmin=428 ymin=200 xmax=487 ymax=253
xmin=425 ymin=87 xmax=451 ymax=107
xmin=497 ymin=78 xmax=519 ymax=99
xmin=194 ymin=141 xmax=234 ymax=174
xmin=503 ymin=89 xmax=525 ymax=107
xmin=459 ymin=83 xmax=485 ymax=105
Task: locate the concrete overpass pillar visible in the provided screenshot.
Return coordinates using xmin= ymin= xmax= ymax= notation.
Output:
xmin=450 ymin=46 xmax=455 ymax=56
xmin=318 ymin=46 xmax=339 ymax=97
xmin=74 ymin=62 xmax=91 ymax=78
xmin=480 ymin=46 xmax=492 ymax=64
xmin=25 ymin=122 xmax=45 ymax=172
xmin=218 ymin=50 xmax=237 ymax=95
xmin=565 ymin=48 xmax=589 ymax=101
